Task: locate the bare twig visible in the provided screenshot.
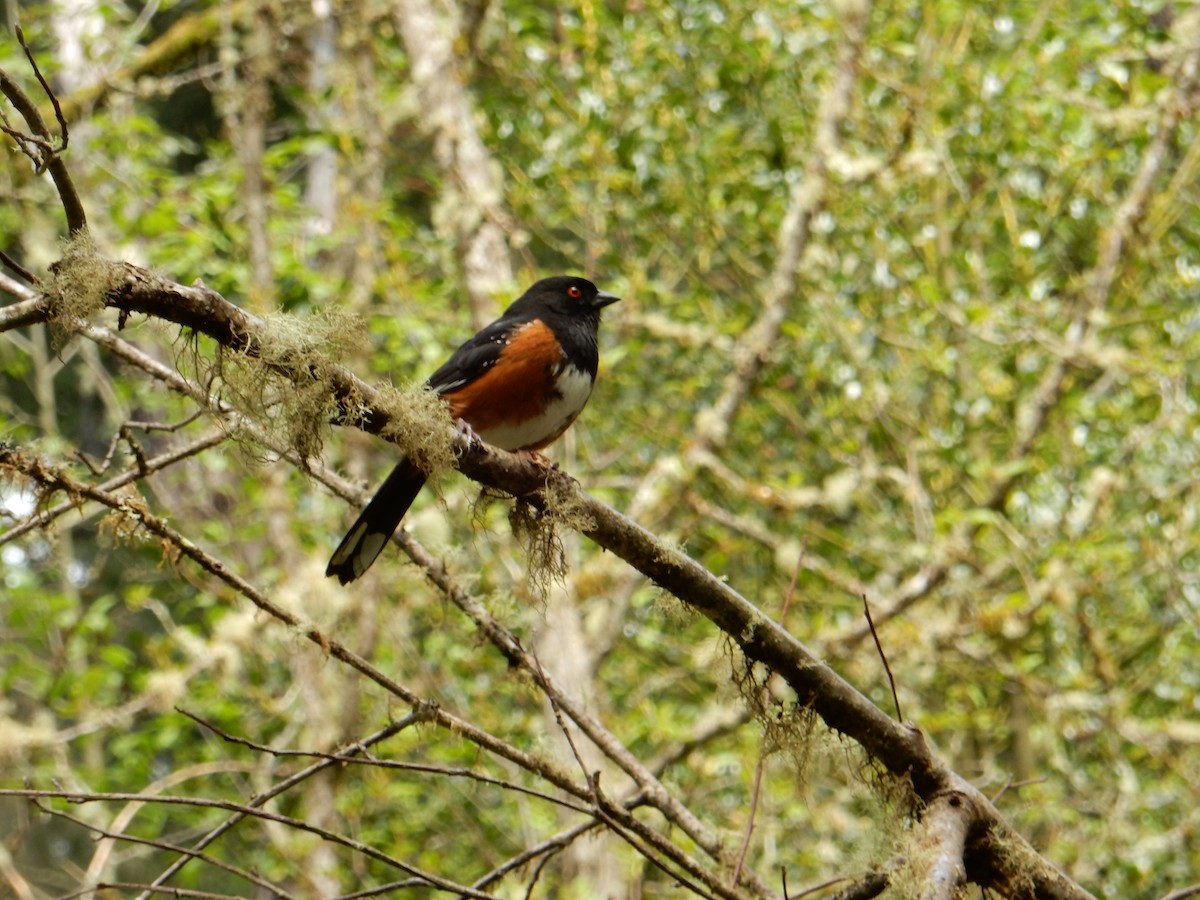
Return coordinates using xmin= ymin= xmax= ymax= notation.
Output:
xmin=15 ymin=27 xmax=70 ymax=153
xmin=73 ymin=415 xmax=204 ymax=476
xmin=138 ymin=715 xmax=426 ymax=894
xmin=63 ymin=885 xmax=243 ymax=900
xmin=0 ymin=248 xmax=41 ymax=286
xmin=528 ymin=654 xmax=741 ymax=900
xmin=646 ymin=704 xmax=751 ymax=776
xmin=779 ymin=538 xmax=807 ymax=627
xmin=3 ymin=787 xmax=494 ymax=898
xmin=30 ymin=800 xmax=294 ymax=899
xmin=0 ymin=430 xmax=229 ymax=547
xmin=863 ymin=595 xmax=903 ymax=723
xmin=990 ymin=776 xmax=1047 ymax=805
xmin=584 ymin=788 xmax=730 ymax=900
xmin=469 ymin=820 xmax=602 ymax=893
xmin=329 ymin=879 xmax=464 ymax=900
xmin=731 ymin=756 xmax=766 ymax=887
xmin=177 ymin=707 xmax=592 ymax=816
xmin=0 ymin=35 xmax=88 ymax=233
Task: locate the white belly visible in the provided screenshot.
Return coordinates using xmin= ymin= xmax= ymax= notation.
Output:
xmin=477 ymin=364 xmax=595 ymax=451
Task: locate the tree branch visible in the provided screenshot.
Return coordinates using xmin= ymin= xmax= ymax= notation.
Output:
xmin=913 ymin=792 xmax=973 ymax=900
xmin=0 ymin=33 xmax=87 ymax=234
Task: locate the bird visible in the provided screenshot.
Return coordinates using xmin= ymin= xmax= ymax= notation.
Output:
xmin=326 ymin=275 xmax=620 ymax=584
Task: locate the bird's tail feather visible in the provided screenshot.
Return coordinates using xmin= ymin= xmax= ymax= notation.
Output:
xmin=326 ymin=459 xmax=427 ymax=584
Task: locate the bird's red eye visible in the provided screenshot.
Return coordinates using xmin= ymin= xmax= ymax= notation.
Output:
xmin=567 ymin=285 xmax=582 ymax=299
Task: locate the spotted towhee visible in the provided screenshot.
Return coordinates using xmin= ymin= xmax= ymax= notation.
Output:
xmin=326 ymin=275 xmax=620 ymax=584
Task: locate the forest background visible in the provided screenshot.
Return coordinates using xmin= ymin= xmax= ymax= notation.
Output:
xmin=2 ymin=0 xmax=1199 ymax=897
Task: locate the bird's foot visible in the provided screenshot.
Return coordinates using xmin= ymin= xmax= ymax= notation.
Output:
xmin=455 ymin=418 xmax=483 ymax=449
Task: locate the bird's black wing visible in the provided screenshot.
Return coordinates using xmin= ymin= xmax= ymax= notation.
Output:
xmin=424 ymin=312 xmax=532 ymax=395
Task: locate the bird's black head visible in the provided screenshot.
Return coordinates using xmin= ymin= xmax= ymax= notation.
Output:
xmin=509 ymin=276 xmax=621 ymax=319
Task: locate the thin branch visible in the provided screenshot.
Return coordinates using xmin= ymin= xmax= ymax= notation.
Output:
xmin=0 ymin=35 xmax=87 ymax=234
xmin=77 ymin=412 xmax=204 ymax=474
xmin=139 ymin=715 xmax=425 ymax=895
xmin=16 ymin=27 xmax=69 ymax=153
xmin=646 ymin=704 xmax=752 ymax=776
xmin=529 ymin=654 xmax=742 ymax=900
xmin=0 ymin=430 xmax=229 ymax=547
xmin=863 ymin=595 xmax=903 ymax=723
xmin=522 ymin=850 xmax=556 ymax=900
xmin=469 ymin=820 xmax=602 ymax=893
xmin=731 ymin=756 xmax=766 ymax=887
xmin=30 ymin=800 xmax=294 ymax=899
xmin=65 ymin=885 xmax=245 ymax=900
xmin=779 ymin=538 xmax=807 ymax=627
xmin=178 ymin=708 xmax=593 ymax=817
xmin=585 ymin=783 xmax=731 ymax=900
xmin=990 ymin=776 xmax=1046 ymax=805
xmin=327 ymin=878 xmax=466 ymax=900
xmin=2 ymin=788 xmax=495 ymax=898
xmin=0 ymin=249 xmax=41 ymax=286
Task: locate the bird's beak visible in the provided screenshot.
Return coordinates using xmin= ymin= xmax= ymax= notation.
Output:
xmin=594 ymin=290 xmax=621 ymax=309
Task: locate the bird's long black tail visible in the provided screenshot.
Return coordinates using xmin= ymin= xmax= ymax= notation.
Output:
xmin=326 ymin=459 xmax=427 ymax=584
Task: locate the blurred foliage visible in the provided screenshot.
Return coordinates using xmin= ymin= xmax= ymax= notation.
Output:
xmin=3 ymin=0 xmax=1199 ymax=897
